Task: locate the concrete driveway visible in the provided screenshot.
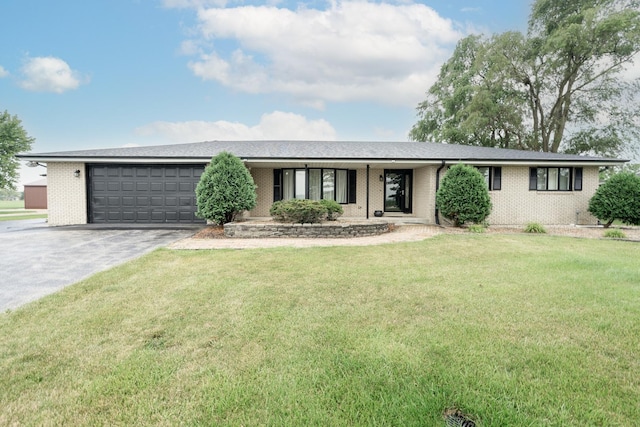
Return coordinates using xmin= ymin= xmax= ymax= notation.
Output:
xmin=0 ymin=219 xmax=199 ymax=311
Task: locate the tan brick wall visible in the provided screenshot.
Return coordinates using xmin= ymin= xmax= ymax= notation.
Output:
xmin=236 ymin=165 xmax=601 ymax=225
xmin=47 ymin=162 xmax=87 ymax=226
xmin=249 ymin=168 xmax=273 ymax=217
xmin=486 ymin=166 xmax=599 ymax=225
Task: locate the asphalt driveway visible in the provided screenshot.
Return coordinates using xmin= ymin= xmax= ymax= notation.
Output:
xmin=0 ymin=219 xmax=199 ymax=311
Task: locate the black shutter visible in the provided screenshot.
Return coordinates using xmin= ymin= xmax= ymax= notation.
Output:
xmin=492 ymin=167 xmax=502 ymax=191
xmin=273 ymin=169 xmax=282 ymax=201
xmin=529 ymin=168 xmax=538 ymax=190
xmin=574 ymin=167 xmax=583 ymax=191
xmin=348 ymin=170 xmax=357 ymax=204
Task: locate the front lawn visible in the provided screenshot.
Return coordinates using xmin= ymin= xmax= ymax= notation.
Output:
xmin=1 ymin=235 xmax=638 ymax=426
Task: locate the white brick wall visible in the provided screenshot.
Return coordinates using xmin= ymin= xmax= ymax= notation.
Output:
xmin=47 ymin=162 xmax=87 ymax=226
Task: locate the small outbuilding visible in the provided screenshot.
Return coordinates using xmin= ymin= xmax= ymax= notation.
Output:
xmin=24 ymin=178 xmax=47 ymax=209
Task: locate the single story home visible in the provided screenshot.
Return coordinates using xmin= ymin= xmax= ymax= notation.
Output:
xmin=18 ymin=140 xmax=626 ymax=226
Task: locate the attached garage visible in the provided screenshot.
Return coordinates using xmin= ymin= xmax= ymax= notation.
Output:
xmin=88 ymin=164 xmax=205 ymax=224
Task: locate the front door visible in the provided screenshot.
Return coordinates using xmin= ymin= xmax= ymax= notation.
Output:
xmin=384 ymin=169 xmax=412 ymax=213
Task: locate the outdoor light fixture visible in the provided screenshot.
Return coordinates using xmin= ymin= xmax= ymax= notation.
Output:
xmin=379 ymin=174 xmax=384 ymax=182
xmin=74 ymin=170 xmax=81 ymax=178
xmin=26 ymin=161 xmax=46 ymax=168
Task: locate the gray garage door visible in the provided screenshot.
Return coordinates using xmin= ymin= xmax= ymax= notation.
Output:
xmin=88 ymin=164 xmax=206 ymax=223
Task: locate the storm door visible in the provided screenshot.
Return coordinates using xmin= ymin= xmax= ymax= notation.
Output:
xmin=384 ymin=170 xmax=412 ymax=213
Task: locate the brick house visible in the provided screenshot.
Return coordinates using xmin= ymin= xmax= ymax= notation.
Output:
xmin=18 ymin=140 xmax=625 ymax=226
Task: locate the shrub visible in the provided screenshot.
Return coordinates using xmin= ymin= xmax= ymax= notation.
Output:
xmin=588 ymin=172 xmax=640 ymax=228
xmin=270 ymin=199 xmax=328 ymax=224
xmin=195 ymin=152 xmax=257 ymax=225
xmin=467 ymin=224 xmax=486 ymax=233
xmin=524 ymin=222 xmax=546 ymax=233
xmin=320 ymin=199 xmax=344 ymax=220
xmin=604 ymin=229 xmax=626 ymax=239
xmin=436 ymin=164 xmax=492 ymax=226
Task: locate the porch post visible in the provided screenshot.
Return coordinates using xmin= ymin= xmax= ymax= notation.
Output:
xmin=366 ymin=164 xmax=370 ymax=219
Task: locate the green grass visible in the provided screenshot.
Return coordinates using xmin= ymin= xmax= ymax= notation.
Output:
xmin=1 ymin=235 xmax=639 ymax=426
xmin=0 ymin=210 xmax=36 ymax=215
xmin=0 ymin=200 xmax=24 ymax=209
xmin=0 ymin=214 xmax=47 ymax=221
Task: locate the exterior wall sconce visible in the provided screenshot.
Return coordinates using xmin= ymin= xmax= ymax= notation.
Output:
xmin=379 ymin=174 xmax=384 ymax=182
xmin=74 ymin=169 xmax=81 ymax=178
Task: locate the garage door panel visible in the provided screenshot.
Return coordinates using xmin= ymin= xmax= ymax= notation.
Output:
xmin=89 ymin=164 xmax=205 ymax=224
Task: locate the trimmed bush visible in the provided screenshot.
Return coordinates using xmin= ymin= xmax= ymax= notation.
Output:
xmin=436 ymin=164 xmax=492 ymax=226
xmin=603 ymin=229 xmax=626 ymax=239
xmin=320 ymin=199 xmax=344 ymax=220
xmin=270 ymin=199 xmax=328 ymax=224
xmin=195 ymin=152 xmax=257 ymax=225
xmin=588 ymin=172 xmax=640 ymax=228
xmin=524 ymin=222 xmax=546 ymax=233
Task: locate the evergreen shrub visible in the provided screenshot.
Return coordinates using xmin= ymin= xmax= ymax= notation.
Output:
xmin=195 ymin=152 xmax=257 ymax=225
xmin=436 ymin=164 xmax=492 ymax=226
xmin=270 ymin=199 xmax=328 ymax=224
xmin=588 ymin=172 xmax=640 ymax=228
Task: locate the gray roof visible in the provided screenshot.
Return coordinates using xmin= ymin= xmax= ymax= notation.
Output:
xmin=18 ymin=140 xmax=626 ymax=165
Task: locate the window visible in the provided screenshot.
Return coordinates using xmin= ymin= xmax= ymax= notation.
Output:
xmin=529 ymin=167 xmax=582 ymax=191
xmin=475 ymin=166 xmax=502 ymax=191
xmin=274 ymin=168 xmax=357 ymax=204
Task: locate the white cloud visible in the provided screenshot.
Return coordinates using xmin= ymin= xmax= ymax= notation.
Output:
xmin=0 ymin=66 xmax=8 ymax=78
xmin=162 ymin=0 xmax=227 ymax=8
xmin=19 ymin=56 xmax=87 ymax=93
xmin=134 ymin=111 xmax=337 ymax=142
xmin=183 ymin=2 xmax=463 ymax=107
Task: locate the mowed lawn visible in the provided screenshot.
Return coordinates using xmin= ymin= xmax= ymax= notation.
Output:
xmin=1 ymin=234 xmax=638 ymax=426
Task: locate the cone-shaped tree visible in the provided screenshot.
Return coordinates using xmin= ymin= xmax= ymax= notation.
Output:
xmin=436 ymin=164 xmax=492 ymax=226
xmin=196 ymin=152 xmax=257 ymax=225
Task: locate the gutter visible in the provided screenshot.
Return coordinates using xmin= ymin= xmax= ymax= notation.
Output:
xmin=435 ymin=160 xmax=446 ymax=225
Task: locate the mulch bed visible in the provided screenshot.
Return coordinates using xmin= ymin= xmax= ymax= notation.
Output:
xmin=192 ymin=225 xmax=225 ymax=239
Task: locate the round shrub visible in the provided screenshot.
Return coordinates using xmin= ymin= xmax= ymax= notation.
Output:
xmin=588 ymin=172 xmax=640 ymax=228
xmin=195 ymin=152 xmax=257 ymax=225
xmin=436 ymin=164 xmax=492 ymax=226
xmin=270 ymin=199 xmax=328 ymax=224
xmin=319 ymin=199 xmax=344 ymax=220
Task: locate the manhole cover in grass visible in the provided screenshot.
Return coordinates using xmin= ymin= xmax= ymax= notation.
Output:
xmin=443 ymin=407 xmax=476 ymax=427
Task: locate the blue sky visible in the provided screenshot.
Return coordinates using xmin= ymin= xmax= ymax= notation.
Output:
xmin=2 ymin=0 xmax=531 ymax=187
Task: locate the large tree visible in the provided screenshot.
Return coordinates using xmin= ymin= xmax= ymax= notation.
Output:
xmin=1 ymin=110 xmax=35 ymax=189
xmin=410 ymin=0 xmax=640 ymax=157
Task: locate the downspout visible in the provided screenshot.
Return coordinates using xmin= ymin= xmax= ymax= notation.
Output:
xmin=435 ymin=160 xmax=446 ymax=225
xmin=366 ymin=165 xmax=370 ymax=219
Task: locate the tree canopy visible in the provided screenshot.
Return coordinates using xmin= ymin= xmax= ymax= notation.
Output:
xmin=1 ymin=110 xmax=35 ymax=190
xmin=410 ymin=0 xmax=640 ymax=158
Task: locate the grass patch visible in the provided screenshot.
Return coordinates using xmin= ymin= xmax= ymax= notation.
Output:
xmin=604 ymin=229 xmax=626 ymax=239
xmin=467 ymin=224 xmax=486 ymax=233
xmin=524 ymin=222 xmax=546 ymax=233
xmin=0 ymin=200 xmax=24 ymax=209
xmin=1 ymin=235 xmax=639 ymax=425
xmin=0 ymin=214 xmax=47 ymax=221
xmin=0 ymin=210 xmax=36 ymax=215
